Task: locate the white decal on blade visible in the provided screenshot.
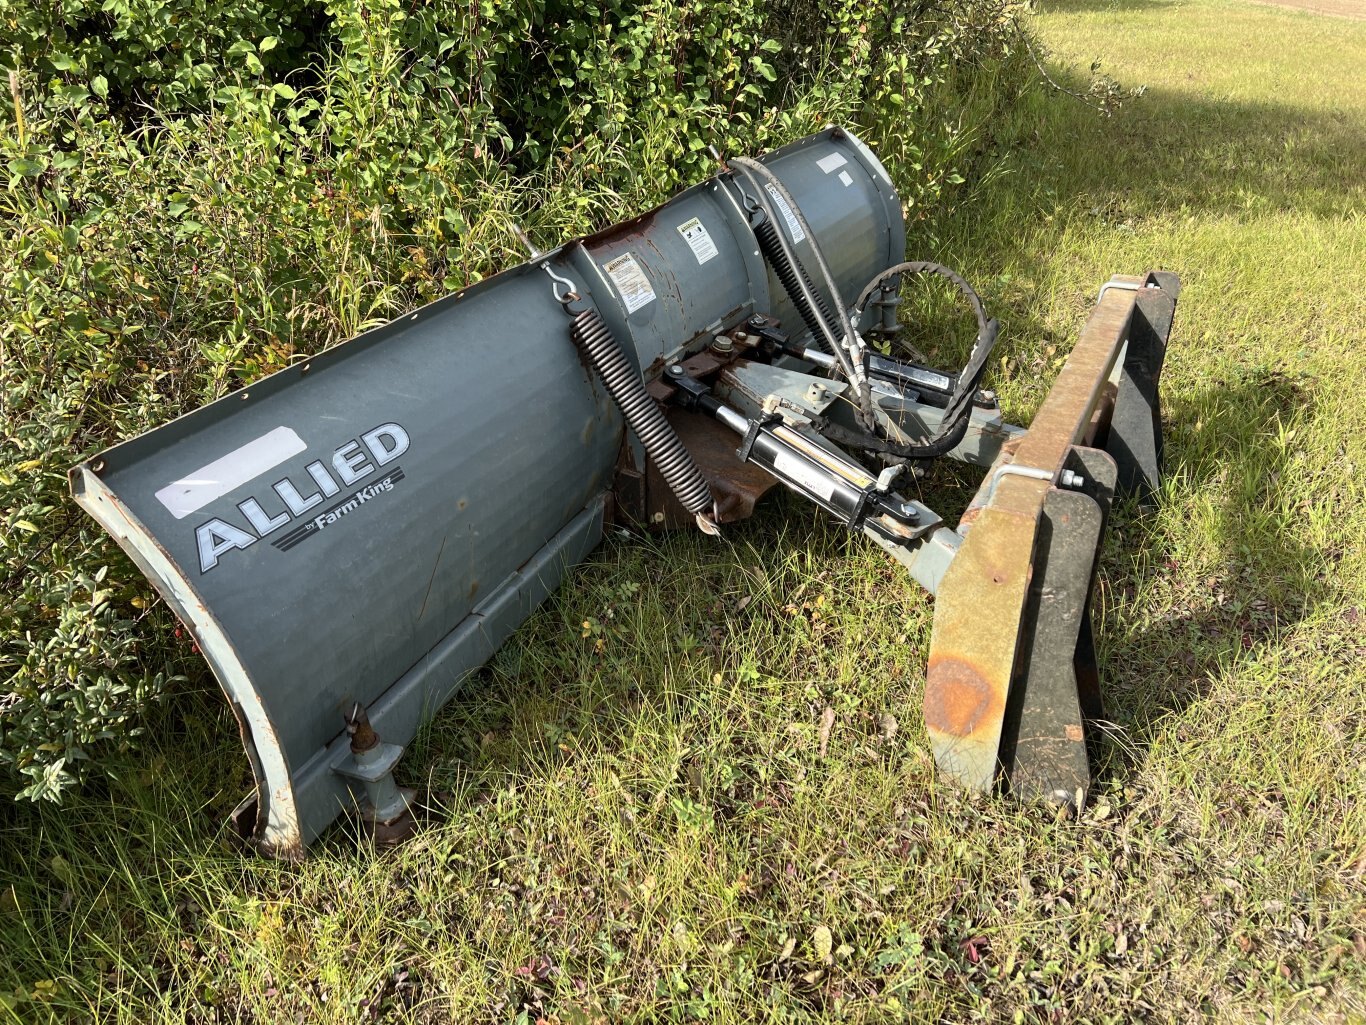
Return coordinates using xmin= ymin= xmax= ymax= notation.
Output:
xmin=764 ymin=184 xmax=807 ymax=243
xmin=817 ymin=152 xmax=849 ymax=174
xmin=676 ymin=216 xmax=719 ymax=265
xmin=602 ymin=252 xmax=656 ymax=314
xmin=156 ymin=426 xmax=306 ymax=519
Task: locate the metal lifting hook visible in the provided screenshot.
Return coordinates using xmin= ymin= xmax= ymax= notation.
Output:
xmin=542 ymin=263 xmax=580 ymax=306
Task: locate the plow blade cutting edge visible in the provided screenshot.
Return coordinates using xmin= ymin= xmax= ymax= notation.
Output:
xmin=68 ymin=126 xmax=1178 ymax=855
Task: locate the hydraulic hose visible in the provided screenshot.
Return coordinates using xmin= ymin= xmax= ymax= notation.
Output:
xmin=852 ymin=261 xmax=998 ymax=437
xmin=833 ymin=259 xmax=1001 ymax=460
xmin=569 ymin=307 xmax=719 ymax=534
xmin=730 ymin=156 xmax=878 ymax=432
xmin=852 ymin=261 xmax=990 ymax=340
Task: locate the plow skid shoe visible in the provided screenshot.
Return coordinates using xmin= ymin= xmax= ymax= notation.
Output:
xmin=924 ymin=272 xmax=1179 ymax=808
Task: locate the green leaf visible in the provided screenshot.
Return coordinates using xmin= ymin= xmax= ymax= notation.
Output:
xmin=90 ymin=75 xmax=108 ymax=99
xmin=49 ymin=854 xmax=77 ymax=886
xmin=273 ymin=83 xmax=297 ymax=99
xmin=259 ymin=36 xmax=279 ymax=53
xmin=7 ymin=158 xmax=45 ymax=178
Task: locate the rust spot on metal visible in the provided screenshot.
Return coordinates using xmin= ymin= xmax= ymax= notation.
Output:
xmin=643 ymin=408 xmax=777 ymax=529
xmin=456 ymin=498 xmax=468 ymax=511
xmin=579 ymin=209 xmax=658 ymax=249
xmin=468 ymin=580 xmax=479 ymax=600
xmin=646 ymin=341 xmax=742 ymax=400
xmin=871 ymin=512 xmax=918 ymax=539
xmin=346 ymin=702 xmax=379 ymax=753
xmin=681 ymin=347 xmax=738 ymax=378
xmin=924 ymin=657 xmax=1003 ymax=739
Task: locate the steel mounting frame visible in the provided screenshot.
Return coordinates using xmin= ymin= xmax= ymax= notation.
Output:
xmin=920 ymin=271 xmax=1180 ymax=806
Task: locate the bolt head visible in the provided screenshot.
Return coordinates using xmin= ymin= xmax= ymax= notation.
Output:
xmin=669 ymin=364 xmax=684 ymax=375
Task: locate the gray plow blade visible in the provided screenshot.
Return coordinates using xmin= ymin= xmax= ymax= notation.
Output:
xmin=70 ymin=128 xmax=904 ymax=856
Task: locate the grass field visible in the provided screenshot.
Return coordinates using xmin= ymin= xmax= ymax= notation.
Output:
xmin=3 ymin=0 xmax=1365 ymax=1020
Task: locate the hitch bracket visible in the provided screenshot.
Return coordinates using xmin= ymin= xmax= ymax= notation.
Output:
xmin=923 ymin=273 xmax=1180 ymax=803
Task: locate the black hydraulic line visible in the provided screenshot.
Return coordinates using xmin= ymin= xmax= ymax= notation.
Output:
xmin=940 ymin=315 xmax=1000 ymax=429
xmin=820 ymin=402 xmax=974 ymax=461
xmin=569 ymin=308 xmax=718 ymax=533
xmin=852 ymin=261 xmax=990 ymax=335
xmin=833 ymin=260 xmax=1002 ymax=460
xmin=827 ymin=315 xmax=1000 ymax=460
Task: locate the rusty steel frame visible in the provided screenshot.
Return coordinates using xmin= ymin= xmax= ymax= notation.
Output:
xmin=923 ymin=272 xmax=1179 ymax=803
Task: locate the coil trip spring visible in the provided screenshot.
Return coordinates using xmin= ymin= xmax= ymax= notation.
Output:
xmin=753 ymin=216 xmax=837 ymax=354
xmin=569 ymin=308 xmax=716 ymax=526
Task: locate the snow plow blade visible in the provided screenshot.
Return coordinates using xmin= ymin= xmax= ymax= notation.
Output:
xmin=68 ymin=123 xmax=1178 ymax=855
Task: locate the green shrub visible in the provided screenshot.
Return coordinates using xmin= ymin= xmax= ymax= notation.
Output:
xmin=1 ymin=0 xmax=1029 ymax=800
xmin=0 ymin=0 xmax=322 ymax=110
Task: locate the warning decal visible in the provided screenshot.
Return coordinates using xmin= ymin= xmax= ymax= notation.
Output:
xmin=764 ymin=184 xmax=807 ymax=244
xmin=676 ymin=216 xmax=719 ymax=265
xmin=602 ymin=252 xmax=656 ymax=314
